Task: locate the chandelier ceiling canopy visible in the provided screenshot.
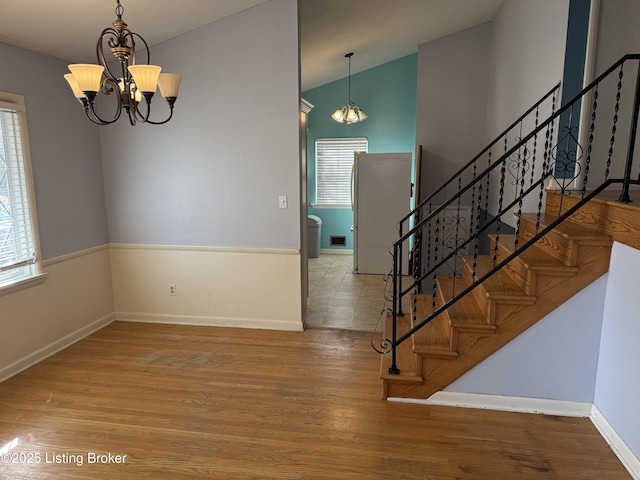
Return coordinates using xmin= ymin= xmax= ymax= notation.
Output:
xmin=63 ymin=0 xmax=182 ymax=126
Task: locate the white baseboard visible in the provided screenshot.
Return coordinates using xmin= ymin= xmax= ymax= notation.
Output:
xmin=319 ymin=248 xmax=353 ymax=255
xmin=116 ymin=312 xmax=304 ymax=332
xmin=0 ymin=313 xmax=115 ymax=383
xmin=389 ymin=391 xmax=593 ymax=417
xmin=591 ymin=405 xmax=640 ymax=480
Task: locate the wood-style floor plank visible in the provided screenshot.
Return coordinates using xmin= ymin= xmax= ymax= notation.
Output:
xmin=0 ymin=321 xmax=630 ymax=479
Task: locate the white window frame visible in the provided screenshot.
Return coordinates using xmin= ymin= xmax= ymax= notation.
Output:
xmin=0 ymin=93 xmax=45 ymax=296
xmin=314 ymin=137 xmax=368 ymax=208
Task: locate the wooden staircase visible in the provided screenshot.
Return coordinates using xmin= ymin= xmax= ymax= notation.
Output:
xmin=380 ymin=189 xmax=640 ymax=400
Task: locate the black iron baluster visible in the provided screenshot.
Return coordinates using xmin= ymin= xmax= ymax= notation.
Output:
xmin=397 ymin=220 xmax=404 ymax=317
xmin=538 ymin=122 xmax=552 ymax=223
xmin=530 ymin=106 xmax=540 ymax=188
xmin=452 ymin=174 xmax=463 ymax=282
xmin=582 ymin=85 xmax=598 ymax=199
xmin=469 ymin=159 xmax=477 ymax=236
xmin=389 ymin=243 xmax=400 ymax=374
xmin=543 ymin=88 xmax=558 ymax=217
xmin=606 ymin=65 xmax=623 ymax=182
xmin=514 ymin=139 xmax=528 ymax=250
xmin=426 ymin=203 xmax=433 ymax=275
xmin=472 ymin=172 xmax=483 ymax=281
xmin=484 ymin=151 xmax=491 ymax=220
xmin=412 ymin=228 xmax=421 ymax=326
xmin=431 ymin=214 xmax=440 ymax=313
xmin=493 ymin=158 xmax=507 ymax=267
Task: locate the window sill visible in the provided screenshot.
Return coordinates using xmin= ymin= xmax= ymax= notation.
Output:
xmin=0 ymin=272 xmax=48 ymax=298
xmin=311 ymin=204 xmax=352 ymax=209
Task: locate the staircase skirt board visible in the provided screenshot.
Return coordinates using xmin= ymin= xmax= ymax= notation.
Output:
xmin=381 ymin=190 xmax=632 ymax=401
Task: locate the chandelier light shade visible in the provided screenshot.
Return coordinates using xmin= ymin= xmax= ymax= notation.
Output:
xmin=63 ymin=0 xmax=182 ymax=126
xmin=332 ymin=52 xmax=368 ymax=126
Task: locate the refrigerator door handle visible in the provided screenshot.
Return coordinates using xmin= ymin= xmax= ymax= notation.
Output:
xmin=350 ymin=162 xmax=355 ymax=212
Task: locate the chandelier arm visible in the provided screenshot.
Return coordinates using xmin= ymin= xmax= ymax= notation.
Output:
xmin=84 ymin=78 xmax=124 ymax=125
xmin=130 ymin=94 xmax=175 ymax=125
xmin=129 ymin=32 xmax=151 ymax=65
xmin=144 ymin=105 xmax=175 ymax=125
xmin=129 ymin=94 xmax=152 ymax=124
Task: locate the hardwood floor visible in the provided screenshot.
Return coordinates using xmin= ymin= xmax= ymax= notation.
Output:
xmin=0 ymin=322 xmax=630 ymax=479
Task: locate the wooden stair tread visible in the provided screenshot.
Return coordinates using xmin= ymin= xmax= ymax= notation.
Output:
xmin=520 ymin=212 xmax=613 ymax=243
xmin=436 ymin=276 xmax=496 ymax=332
xmin=464 ymin=256 xmax=536 ymax=304
xmin=379 ymin=313 xmax=422 ymax=383
xmin=491 ymin=234 xmax=579 ymax=275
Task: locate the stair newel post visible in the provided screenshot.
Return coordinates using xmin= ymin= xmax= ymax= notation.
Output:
xmin=619 ymin=60 xmax=640 ymax=203
xmin=389 ymin=242 xmax=400 ymax=375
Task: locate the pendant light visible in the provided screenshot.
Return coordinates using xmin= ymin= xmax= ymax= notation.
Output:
xmin=63 ymin=0 xmax=182 ymax=126
xmin=331 ymin=52 xmax=368 ymax=126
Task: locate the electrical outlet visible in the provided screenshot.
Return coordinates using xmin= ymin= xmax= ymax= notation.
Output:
xmin=169 ymin=284 xmax=177 ymax=296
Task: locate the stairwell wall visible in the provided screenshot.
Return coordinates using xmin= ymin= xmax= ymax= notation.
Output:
xmin=443 ymin=275 xmax=606 ymax=402
xmin=415 ymin=23 xmax=491 ymax=199
xmin=484 ymin=0 xmax=570 ymax=222
xmin=594 ymin=242 xmax=640 ymax=461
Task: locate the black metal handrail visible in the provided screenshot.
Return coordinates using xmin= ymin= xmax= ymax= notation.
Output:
xmin=382 ymin=54 xmax=640 ymax=375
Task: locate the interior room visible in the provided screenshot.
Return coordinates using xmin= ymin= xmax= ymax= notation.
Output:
xmin=0 ymin=0 xmax=639 ymax=478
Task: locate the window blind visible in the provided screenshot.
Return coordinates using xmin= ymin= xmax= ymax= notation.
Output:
xmin=0 ymin=104 xmax=37 ymax=286
xmin=316 ymin=137 xmax=367 ymax=206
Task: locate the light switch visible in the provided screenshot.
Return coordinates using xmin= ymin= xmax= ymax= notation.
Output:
xmin=279 ymin=195 xmax=288 ymax=209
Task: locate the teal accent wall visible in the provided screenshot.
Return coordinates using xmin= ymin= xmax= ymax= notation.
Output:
xmin=302 ymin=53 xmax=418 ymax=250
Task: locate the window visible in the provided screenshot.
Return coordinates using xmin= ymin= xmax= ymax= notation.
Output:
xmin=315 ymin=137 xmax=368 ymax=207
xmin=0 ymin=94 xmax=44 ymax=292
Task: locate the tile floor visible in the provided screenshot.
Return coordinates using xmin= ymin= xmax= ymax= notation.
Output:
xmin=304 ymin=253 xmax=410 ymax=333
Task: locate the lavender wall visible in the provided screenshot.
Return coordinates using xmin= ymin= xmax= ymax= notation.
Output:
xmin=0 ymin=42 xmax=108 ymax=259
xmin=595 ymin=242 xmax=640 ymax=460
xmin=416 ymin=23 xmax=492 ymax=197
xmin=99 ymin=0 xmax=301 ymax=249
xmin=445 ymin=275 xmax=606 ymax=402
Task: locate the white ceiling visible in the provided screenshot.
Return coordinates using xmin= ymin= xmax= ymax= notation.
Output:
xmin=0 ymin=0 xmax=504 ymax=91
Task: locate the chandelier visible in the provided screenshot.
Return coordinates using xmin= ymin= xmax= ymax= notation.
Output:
xmin=331 ymin=52 xmax=368 ymax=126
xmin=63 ymin=0 xmax=182 ymax=126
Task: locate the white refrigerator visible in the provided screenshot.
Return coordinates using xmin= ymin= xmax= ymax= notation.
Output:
xmin=352 ymin=152 xmax=412 ymax=275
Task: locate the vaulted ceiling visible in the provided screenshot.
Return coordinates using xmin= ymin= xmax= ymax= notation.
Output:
xmin=0 ymin=0 xmax=503 ymax=91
